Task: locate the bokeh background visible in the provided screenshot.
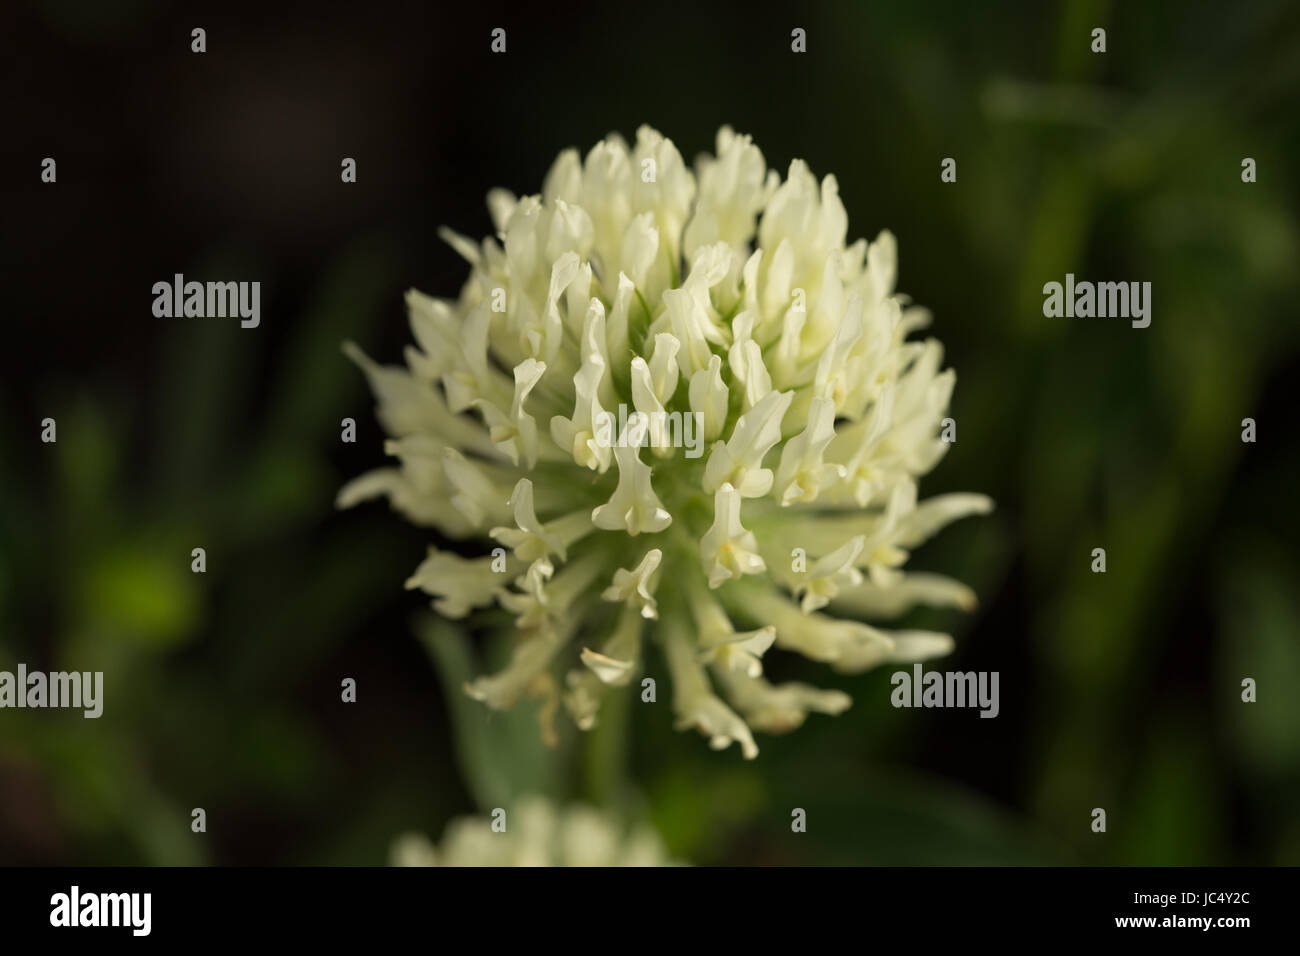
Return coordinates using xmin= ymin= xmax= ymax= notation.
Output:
xmin=2 ymin=0 xmax=1298 ymax=865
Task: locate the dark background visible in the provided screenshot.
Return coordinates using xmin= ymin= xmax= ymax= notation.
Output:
xmin=2 ymin=0 xmax=1298 ymax=865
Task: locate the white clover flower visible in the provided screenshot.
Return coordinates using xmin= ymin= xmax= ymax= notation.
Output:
xmin=390 ymin=795 xmax=679 ymax=867
xmin=343 ymin=125 xmax=992 ymax=758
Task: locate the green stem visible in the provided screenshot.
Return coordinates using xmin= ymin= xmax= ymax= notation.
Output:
xmin=583 ymin=664 xmax=632 ymax=807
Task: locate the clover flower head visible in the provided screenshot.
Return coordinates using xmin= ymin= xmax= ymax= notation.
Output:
xmin=391 ymin=795 xmax=679 ymax=867
xmin=343 ymin=125 xmax=992 ymax=758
